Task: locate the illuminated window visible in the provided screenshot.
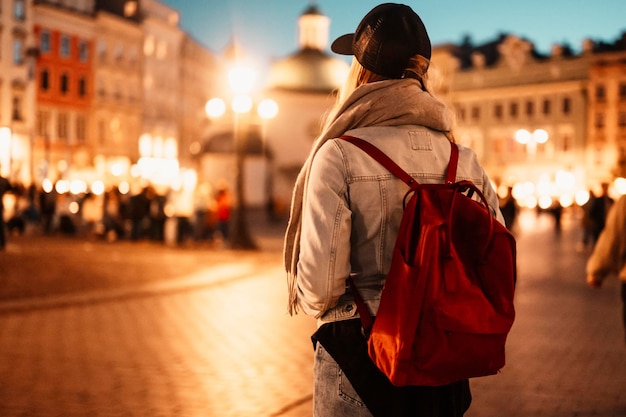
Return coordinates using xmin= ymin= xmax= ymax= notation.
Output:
xmin=144 ymin=36 xmax=155 ymax=56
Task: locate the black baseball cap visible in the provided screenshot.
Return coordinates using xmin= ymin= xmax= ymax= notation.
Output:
xmin=331 ymin=3 xmax=431 ymax=79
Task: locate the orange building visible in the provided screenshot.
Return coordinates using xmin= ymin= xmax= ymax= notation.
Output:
xmin=32 ymin=6 xmax=94 ymax=182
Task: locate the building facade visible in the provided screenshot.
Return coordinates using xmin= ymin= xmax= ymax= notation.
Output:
xmin=433 ymin=34 xmax=607 ymax=208
xmin=91 ymin=2 xmax=143 ymax=188
xmin=33 ymin=0 xmax=94 ymax=186
xmin=588 ymin=34 xmax=626 ymax=185
xmin=0 ymin=0 xmax=36 ymax=182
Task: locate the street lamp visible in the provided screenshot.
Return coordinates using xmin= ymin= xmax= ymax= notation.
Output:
xmin=0 ymin=127 xmax=12 ymax=178
xmin=206 ymin=66 xmax=278 ymax=250
xmin=514 ymin=128 xmax=549 ymax=160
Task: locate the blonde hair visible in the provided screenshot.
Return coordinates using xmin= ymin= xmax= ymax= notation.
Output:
xmin=323 ymin=55 xmax=456 ymax=139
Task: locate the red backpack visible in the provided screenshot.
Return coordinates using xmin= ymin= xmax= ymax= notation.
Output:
xmin=340 ymin=135 xmax=516 ymax=387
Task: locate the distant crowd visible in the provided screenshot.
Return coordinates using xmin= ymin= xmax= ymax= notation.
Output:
xmin=0 ymin=176 xmax=234 ymax=248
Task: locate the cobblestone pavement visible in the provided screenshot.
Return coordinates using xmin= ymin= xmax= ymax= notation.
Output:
xmin=0 ymin=209 xmax=625 ymax=416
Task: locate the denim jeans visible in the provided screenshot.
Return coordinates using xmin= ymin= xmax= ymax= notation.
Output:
xmin=313 ymin=342 xmax=372 ymax=417
xmin=313 ymin=338 xmax=472 ymax=417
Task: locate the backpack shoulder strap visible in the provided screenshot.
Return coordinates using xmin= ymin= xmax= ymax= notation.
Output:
xmin=339 ymin=135 xmax=459 ymax=185
xmin=446 ymin=141 xmax=459 ymax=184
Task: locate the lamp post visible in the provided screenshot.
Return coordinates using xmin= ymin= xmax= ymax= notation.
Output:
xmin=206 ymin=66 xmax=278 ymax=250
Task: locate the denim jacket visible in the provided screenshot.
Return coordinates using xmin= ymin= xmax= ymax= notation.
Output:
xmin=296 ymin=125 xmax=504 ymax=325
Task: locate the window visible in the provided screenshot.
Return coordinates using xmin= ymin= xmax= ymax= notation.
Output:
xmin=12 ymin=97 xmax=22 ymax=121
xmin=561 ymin=135 xmax=571 ymax=152
xmin=97 ymin=40 xmax=107 ymax=62
xmin=595 ymin=112 xmax=605 ymax=128
xmin=619 ymin=111 xmax=626 ymax=127
xmin=620 ymin=83 xmax=626 ymax=101
xmin=456 ymin=106 xmax=466 ymax=122
xmin=40 ymin=31 xmax=51 ymax=53
xmin=58 ymin=113 xmax=68 ymax=140
xmin=13 ymin=39 xmax=23 ymax=64
xmin=471 ymin=106 xmax=480 ymax=120
xmin=60 ymin=35 xmax=70 ymax=58
xmin=13 ymin=0 xmax=25 ymax=20
xmin=509 ymin=102 xmax=518 ymax=118
xmin=596 ymin=85 xmax=606 ymax=102
xmin=78 ymin=40 xmax=88 ymax=62
xmin=36 ymin=110 xmax=51 ymax=137
xmin=76 ymin=116 xmax=86 ymax=143
xmin=494 ymin=104 xmax=503 ymax=120
xmin=40 ymin=69 xmax=50 ymax=91
xmin=525 ymin=101 xmax=534 ymax=116
xmin=562 ymin=97 xmax=571 ymax=115
xmin=60 ymin=73 xmax=69 ymax=94
xmin=78 ymin=77 xmax=87 ymax=97
xmin=542 ymin=99 xmax=551 ymax=115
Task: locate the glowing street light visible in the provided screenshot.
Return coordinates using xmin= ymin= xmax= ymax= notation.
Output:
xmin=0 ymin=127 xmax=12 ymax=178
xmin=206 ymin=65 xmax=279 ymax=250
xmin=515 ymin=128 xmax=549 ymax=160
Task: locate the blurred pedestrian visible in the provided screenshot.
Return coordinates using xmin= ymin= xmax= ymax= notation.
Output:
xmin=39 ymin=186 xmax=57 ymax=235
xmin=588 ymin=182 xmax=613 ymax=244
xmin=499 ymin=186 xmax=518 ymax=232
xmin=586 ymin=193 xmax=626 ymax=344
xmin=548 ymin=201 xmax=563 ymax=234
xmin=0 ymin=170 xmax=13 ymax=249
xmin=283 ymin=3 xmax=503 ymax=416
xmin=129 ymin=186 xmax=151 ymax=241
xmin=214 ymin=186 xmax=231 ymax=243
xmin=148 ymin=188 xmax=167 ymax=242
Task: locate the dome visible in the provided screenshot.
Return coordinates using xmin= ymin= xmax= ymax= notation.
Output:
xmin=266 ymin=48 xmax=349 ymax=93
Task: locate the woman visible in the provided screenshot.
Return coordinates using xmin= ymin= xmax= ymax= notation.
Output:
xmin=284 ymin=3 xmax=504 ymax=416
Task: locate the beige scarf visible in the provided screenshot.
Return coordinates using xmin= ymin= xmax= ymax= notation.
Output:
xmin=283 ymin=78 xmax=454 ymax=315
